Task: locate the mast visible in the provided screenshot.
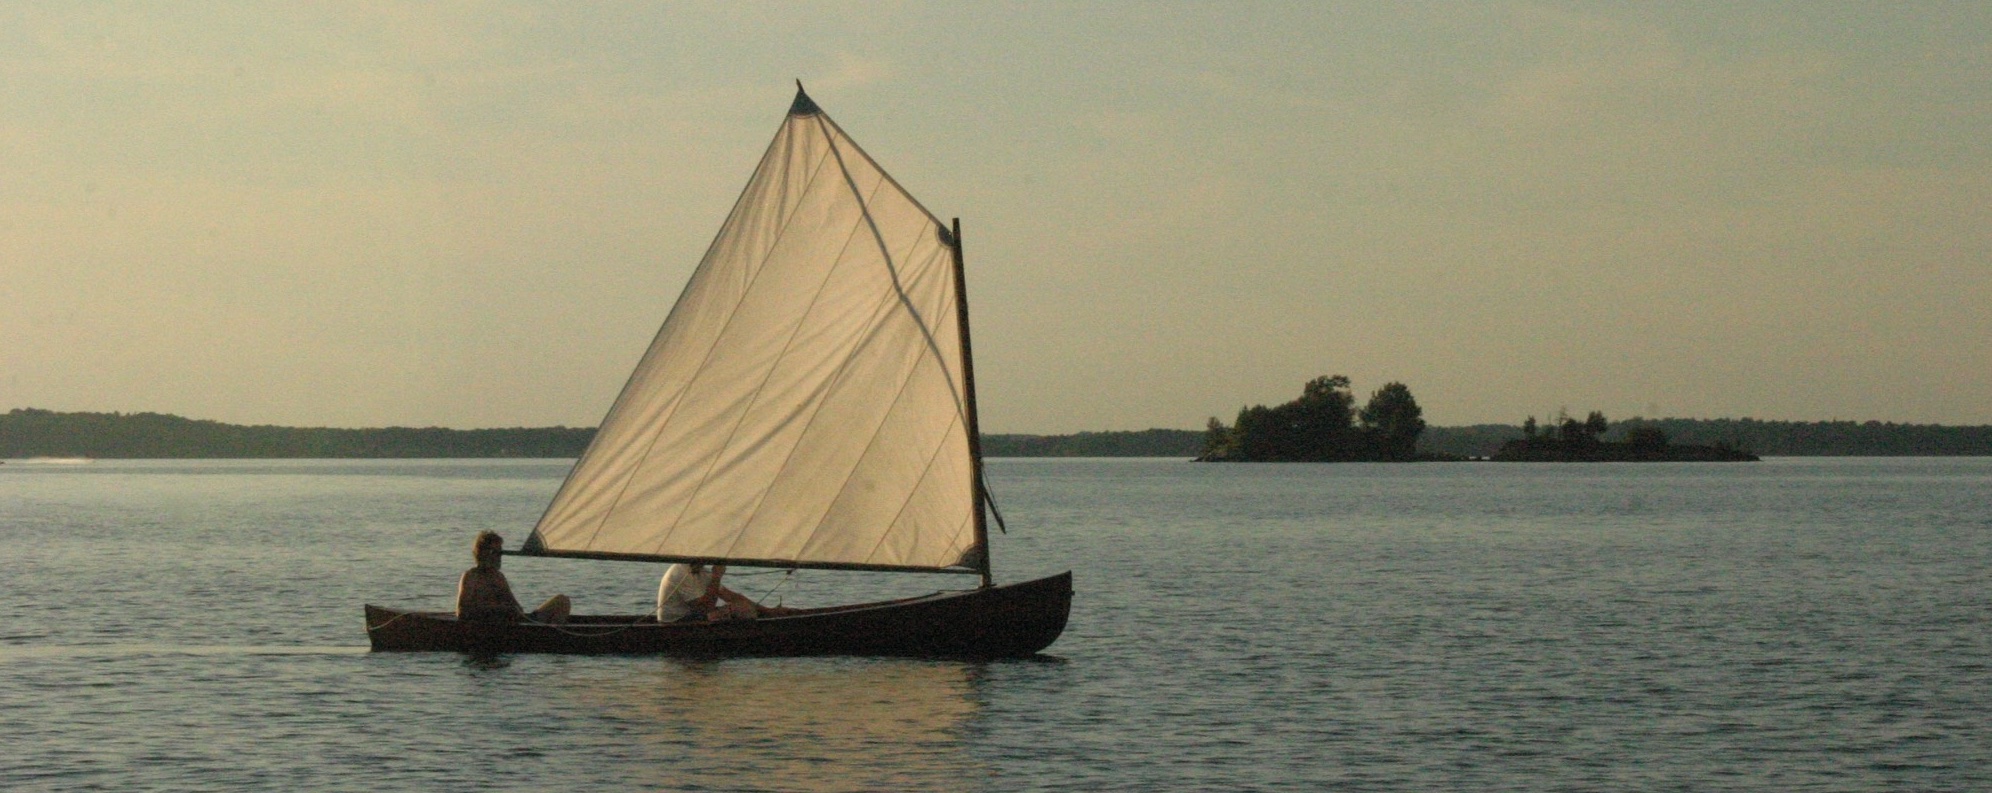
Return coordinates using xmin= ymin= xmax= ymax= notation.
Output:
xmin=950 ymin=217 xmax=994 ymax=589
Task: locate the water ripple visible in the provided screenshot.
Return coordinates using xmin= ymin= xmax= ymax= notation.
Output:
xmin=2 ymin=458 xmax=1989 ymax=790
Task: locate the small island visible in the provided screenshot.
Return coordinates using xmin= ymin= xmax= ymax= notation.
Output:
xmin=1492 ymin=411 xmax=1758 ymax=462
xmin=1197 ymin=375 xmax=1436 ymax=462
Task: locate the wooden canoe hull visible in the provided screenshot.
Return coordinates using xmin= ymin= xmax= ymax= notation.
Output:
xmin=365 ymin=571 xmax=1071 ymax=658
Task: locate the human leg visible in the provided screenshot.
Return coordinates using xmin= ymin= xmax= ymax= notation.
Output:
xmin=529 ymin=594 xmax=571 ymax=626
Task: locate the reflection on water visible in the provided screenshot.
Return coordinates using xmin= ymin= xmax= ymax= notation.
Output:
xmin=6 ymin=458 xmax=1990 ymax=790
xmin=0 ymin=644 xmax=368 ymax=663
xmin=548 ymin=658 xmax=986 ymax=791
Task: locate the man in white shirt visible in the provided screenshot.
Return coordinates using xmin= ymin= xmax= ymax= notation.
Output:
xmin=656 ymin=563 xmax=782 ymax=622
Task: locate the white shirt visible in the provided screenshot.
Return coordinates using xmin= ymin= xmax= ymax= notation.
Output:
xmin=655 ymin=564 xmax=714 ymax=622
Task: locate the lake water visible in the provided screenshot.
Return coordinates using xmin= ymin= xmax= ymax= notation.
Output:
xmin=3 ymin=457 xmax=1988 ymax=791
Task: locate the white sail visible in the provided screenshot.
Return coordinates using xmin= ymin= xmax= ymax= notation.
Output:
xmin=524 ymin=89 xmax=982 ymax=572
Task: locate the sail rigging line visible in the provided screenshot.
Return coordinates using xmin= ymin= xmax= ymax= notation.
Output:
xmin=810 ymin=111 xmax=952 ymax=241
xmin=981 ymin=473 xmax=1009 ymax=534
xmin=568 ymin=120 xmax=844 ymax=554
xmin=812 ymin=112 xmax=968 ymax=422
xmin=700 ymin=109 xmax=969 ymax=569
xmin=708 ymin=232 xmax=963 ymax=565
xmin=675 ymin=167 xmax=891 ymax=562
xmin=688 ymin=144 xmax=951 ymax=561
xmin=729 ymin=198 xmax=971 ymax=566
xmin=749 ymin=568 xmax=795 ymax=609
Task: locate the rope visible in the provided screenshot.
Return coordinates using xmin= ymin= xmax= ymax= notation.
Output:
xmin=982 ymin=475 xmax=1009 ymax=534
xmin=364 ymin=611 xmax=416 ymax=632
xmin=536 ymin=621 xmax=646 ymax=638
xmin=366 ymin=609 xmax=648 ymax=639
xmin=751 ymin=569 xmax=796 ymax=608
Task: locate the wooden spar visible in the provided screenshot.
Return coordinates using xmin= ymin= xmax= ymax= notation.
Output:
xmin=950 ymin=217 xmax=994 ymax=589
xmin=501 ymin=548 xmax=980 ymax=575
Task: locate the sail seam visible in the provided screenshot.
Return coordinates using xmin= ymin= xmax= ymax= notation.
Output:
xmin=787 ymin=250 xmax=948 ymax=563
xmin=705 ymin=201 xmax=882 ymax=561
xmin=857 ymin=409 xmax=965 ymax=566
xmin=718 ymin=176 xmax=911 ymax=564
xmin=687 ymin=113 xmax=881 ymax=561
xmin=777 ymin=117 xmax=967 ymax=567
xmin=533 ymin=118 xmax=802 ymax=552
xmin=793 ymin=335 xmax=938 ymax=563
xmin=588 ymin=121 xmax=837 ymax=554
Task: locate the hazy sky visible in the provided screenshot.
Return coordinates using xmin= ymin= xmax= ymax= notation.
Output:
xmin=4 ymin=3 xmax=1988 ymax=432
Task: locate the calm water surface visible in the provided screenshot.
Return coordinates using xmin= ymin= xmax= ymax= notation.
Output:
xmin=3 ymin=457 xmax=1988 ymax=791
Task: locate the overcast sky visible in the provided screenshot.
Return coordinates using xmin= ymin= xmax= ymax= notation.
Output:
xmin=4 ymin=2 xmax=1988 ymax=432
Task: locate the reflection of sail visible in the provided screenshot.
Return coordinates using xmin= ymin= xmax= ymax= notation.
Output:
xmin=552 ymin=659 xmax=985 ymax=791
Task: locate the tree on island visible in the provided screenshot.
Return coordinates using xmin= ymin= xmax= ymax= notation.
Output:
xmin=1520 ymin=409 xmax=1610 ymax=445
xmin=1358 ymin=381 xmax=1426 ymax=461
xmin=1199 ymin=376 xmax=1428 ymax=462
xmin=1625 ymin=426 xmax=1668 ymax=451
xmin=1495 ymin=409 xmax=1756 ymax=462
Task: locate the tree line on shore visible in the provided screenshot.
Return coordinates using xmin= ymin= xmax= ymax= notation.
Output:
xmin=1491 ymin=410 xmax=1756 ymax=462
xmin=7 ymin=406 xmax=1991 ymax=460
xmin=1051 ymin=416 xmax=1992 ymax=459
xmin=0 ymin=408 xmax=593 ymax=458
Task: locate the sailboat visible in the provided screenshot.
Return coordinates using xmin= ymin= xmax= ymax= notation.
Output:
xmin=365 ymin=85 xmax=1071 ymax=658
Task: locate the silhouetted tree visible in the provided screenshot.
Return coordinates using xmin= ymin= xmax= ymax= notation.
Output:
xmin=1230 ymin=404 xmax=1277 ymax=461
xmin=1201 ymin=416 xmax=1234 ymax=460
xmin=1204 ymin=375 xmax=1410 ymax=461
xmin=1557 ymin=410 xmax=1608 ymax=446
xmin=1283 ymin=375 xmax=1358 ymax=461
xmin=1626 ymin=426 xmax=1668 ymax=451
xmin=1359 ymin=382 xmax=1426 ymax=461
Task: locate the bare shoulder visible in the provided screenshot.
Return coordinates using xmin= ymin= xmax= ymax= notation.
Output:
xmin=460 ymin=566 xmax=509 ymax=592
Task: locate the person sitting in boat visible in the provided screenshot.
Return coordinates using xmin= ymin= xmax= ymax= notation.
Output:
xmin=655 ymin=562 xmax=792 ymax=622
xmin=457 ymin=531 xmax=571 ymax=626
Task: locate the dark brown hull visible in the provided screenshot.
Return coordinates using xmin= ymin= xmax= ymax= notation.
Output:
xmin=365 ymin=571 xmax=1071 ymax=659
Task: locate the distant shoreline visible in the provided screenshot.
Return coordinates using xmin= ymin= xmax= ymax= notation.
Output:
xmin=1489 ymin=437 xmax=1759 ymax=463
xmin=5 ymin=409 xmax=1991 ymax=459
xmin=0 ymin=408 xmax=594 ymax=459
